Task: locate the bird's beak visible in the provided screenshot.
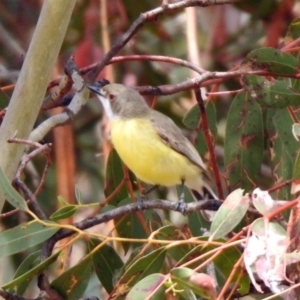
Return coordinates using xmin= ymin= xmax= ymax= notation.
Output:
xmin=88 ymin=84 xmax=104 ymax=96
xmin=88 ymin=80 xmax=110 ymax=96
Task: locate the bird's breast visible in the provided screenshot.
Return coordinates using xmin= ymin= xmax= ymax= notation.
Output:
xmin=110 ymin=118 xmax=201 ymax=187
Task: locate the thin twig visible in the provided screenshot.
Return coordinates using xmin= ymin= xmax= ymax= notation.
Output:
xmin=217 ymin=254 xmax=244 ymax=300
xmin=206 ymin=89 xmax=243 ymax=96
xmin=40 ymin=198 xmax=221 ymax=259
xmin=194 ymin=89 xmax=223 ymax=199
xmin=13 ymin=179 xmax=47 ymax=220
xmin=0 ymin=139 xmax=51 ymax=218
xmin=8 ymin=137 xmax=52 ymax=194
xmin=87 ymin=0 xmax=243 ymax=81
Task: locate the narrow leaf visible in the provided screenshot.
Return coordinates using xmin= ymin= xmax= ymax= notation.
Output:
xmin=115 ymin=198 xmax=148 ymax=253
xmin=243 ymin=47 xmax=300 ymax=75
xmin=105 ymin=149 xmax=128 ymax=205
xmin=2 ymin=250 xmax=60 ymax=294
xmin=119 ymin=247 xmax=166 ymax=288
xmin=0 ymin=220 xmax=58 ymax=258
xmin=224 ymin=91 xmax=264 ymax=191
xmin=273 ymin=108 xmax=299 ymax=163
xmin=88 ymin=238 xmax=124 ymax=293
xmin=171 ymin=268 xmax=216 ymax=299
xmin=50 ymin=205 xmax=77 ymax=221
xmin=243 ymin=75 xmax=300 ymax=108
xmin=271 ymin=107 xmax=300 ymax=199
xmin=0 ymin=165 xmax=28 ymax=211
xmin=266 ymin=109 xmax=293 ymax=199
xmin=212 ymin=244 xmax=250 ymax=294
xmin=284 ymin=18 xmax=300 ymax=59
xmin=156 ymin=223 xmax=195 ymax=263
xmin=126 ymin=273 xmax=166 ymax=300
xmin=183 ymin=102 xmax=217 ymax=158
xmin=210 ymin=189 xmax=249 ymax=239
xmin=74 ymin=185 xmax=83 ymax=204
xmin=51 ymin=255 xmax=93 ymax=300
xmin=183 ymin=101 xmax=217 ymax=135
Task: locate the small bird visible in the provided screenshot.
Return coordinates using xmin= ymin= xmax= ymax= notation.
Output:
xmin=88 ymin=83 xmax=217 ymax=205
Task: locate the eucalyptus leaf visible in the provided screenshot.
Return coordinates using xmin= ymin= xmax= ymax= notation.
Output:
xmin=50 ymin=205 xmax=77 ymax=221
xmin=2 ymin=250 xmax=60 ymax=294
xmin=105 ymin=149 xmax=128 ymax=206
xmin=126 ymin=273 xmax=166 ymax=300
xmin=51 ymin=255 xmax=93 ymax=300
xmin=0 ymin=220 xmax=58 ymax=258
xmin=224 ymin=91 xmax=264 ymax=191
xmin=210 ymin=189 xmax=249 ymax=239
xmin=118 ymin=247 xmax=166 ymax=288
xmin=88 ymin=238 xmax=124 ymax=293
xmin=243 ymin=75 xmax=300 ymax=108
xmin=0 ymin=165 xmax=28 ymax=211
xmin=243 ymin=47 xmax=300 ymax=75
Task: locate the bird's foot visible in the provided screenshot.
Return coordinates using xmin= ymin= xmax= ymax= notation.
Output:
xmin=136 ymin=196 xmax=145 ymax=210
xmin=176 ymin=198 xmax=188 ymax=215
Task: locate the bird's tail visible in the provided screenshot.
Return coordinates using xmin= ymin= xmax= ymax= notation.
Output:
xmin=191 ymin=183 xmax=218 ymax=201
xmin=191 ymin=184 xmax=220 ymax=218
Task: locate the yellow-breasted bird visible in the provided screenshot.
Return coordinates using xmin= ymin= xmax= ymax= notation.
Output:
xmin=88 ymin=83 xmax=217 ymax=206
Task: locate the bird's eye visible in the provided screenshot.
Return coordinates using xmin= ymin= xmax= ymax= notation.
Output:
xmin=108 ymin=93 xmax=116 ymax=101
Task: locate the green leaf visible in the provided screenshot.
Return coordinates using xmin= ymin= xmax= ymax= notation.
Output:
xmin=188 ymin=208 xmax=211 ymax=237
xmin=243 ymin=75 xmax=300 ymax=108
xmin=175 ymin=186 xmax=211 ymax=236
xmin=183 ymin=103 xmax=200 ymax=130
xmin=118 ymin=247 xmax=166 ymax=288
xmin=50 ymin=205 xmax=77 ymax=221
xmin=272 ymin=108 xmax=299 ymax=163
xmin=284 ymin=18 xmax=300 ymax=60
xmin=224 ymin=91 xmax=264 ymax=191
xmin=175 ymin=240 xmax=206 ymax=267
xmin=174 ymin=236 xmax=249 ymax=294
xmin=243 ymin=47 xmax=300 ymax=75
xmin=177 ymin=236 xmax=250 ymax=295
xmin=0 ymin=220 xmax=58 ymax=258
xmin=115 ymin=198 xmax=148 ymax=253
xmin=210 ymin=189 xmax=250 ymax=239
xmin=235 ymin=0 xmax=278 ymax=19
xmin=293 ymin=148 xmax=300 ymax=180
xmin=105 ymin=149 xmax=128 ymax=206
xmin=270 ymin=108 xmax=299 ymax=199
xmin=265 ymin=109 xmax=291 ymax=199
xmin=75 ymin=185 xmax=83 ymax=204
xmin=88 ymin=238 xmax=124 ymax=293
xmin=183 ymin=101 xmax=217 ymax=158
xmin=155 ymin=223 xmax=193 ymax=263
xmin=51 ymin=255 xmax=93 ymax=300
xmin=212 ymin=244 xmax=250 ymax=294
xmin=171 ymin=267 xmax=216 ymax=299
xmin=285 ymin=18 xmax=300 ymax=41
xmin=0 ymin=165 xmax=28 ymax=211
xmin=2 ymin=250 xmax=60 ymax=295
xmin=292 ymin=124 xmax=300 ymax=142
xmin=126 ymin=273 xmax=166 ymax=300
xmin=57 ymin=195 xmax=69 ymax=206
xmin=251 ymin=218 xmax=286 ymax=236
xmin=188 ymin=239 xmax=249 ymax=295
xmin=183 ymin=101 xmax=217 ymax=135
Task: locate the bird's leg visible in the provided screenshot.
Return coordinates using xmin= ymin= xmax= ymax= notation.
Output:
xmin=179 ymin=180 xmax=185 ymax=202
xmin=137 ymin=185 xmax=159 ymax=204
xmin=143 ymin=184 xmax=159 ymax=196
xmin=176 ymin=180 xmax=187 ymax=214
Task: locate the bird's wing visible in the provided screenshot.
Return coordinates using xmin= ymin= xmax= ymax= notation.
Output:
xmin=149 ymin=110 xmax=206 ymax=171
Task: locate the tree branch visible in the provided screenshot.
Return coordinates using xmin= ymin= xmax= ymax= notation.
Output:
xmin=87 ymin=0 xmax=243 ymax=81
